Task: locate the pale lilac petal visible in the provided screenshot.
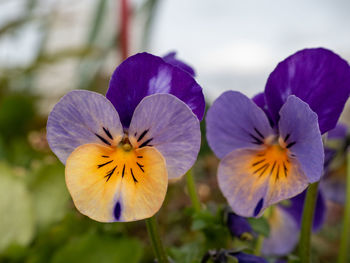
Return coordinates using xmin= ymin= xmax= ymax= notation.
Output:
xmin=278 ymin=96 xmax=324 ymax=183
xmin=47 ymin=90 xmax=123 ymax=164
xmin=321 ymin=173 xmax=346 ymax=204
xmin=218 ymin=148 xmax=308 ymax=217
xmin=265 ymin=48 xmax=350 ymax=134
xmin=206 ymin=91 xmax=274 ymax=159
xmin=262 ymin=207 xmax=299 ymax=256
xmin=128 ymin=94 xmax=201 ymax=179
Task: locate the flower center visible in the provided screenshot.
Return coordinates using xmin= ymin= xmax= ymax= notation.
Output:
xmin=248 ymin=135 xmax=293 ymax=181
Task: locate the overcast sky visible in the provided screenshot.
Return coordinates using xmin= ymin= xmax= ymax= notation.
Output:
xmin=1 ymin=0 xmax=350 ymax=102
xmin=150 ymin=0 xmax=350 ymax=101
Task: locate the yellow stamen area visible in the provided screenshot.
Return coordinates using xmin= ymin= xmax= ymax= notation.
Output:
xmin=248 ymin=144 xmax=291 ymax=182
xmin=65 ymin=142 xmax=167 ymax=222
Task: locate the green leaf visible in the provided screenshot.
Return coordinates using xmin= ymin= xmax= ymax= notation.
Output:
xmin=0 ymin=163 xmax=35 ymax=252
xmin=247 ymin=217 xmax=270 ymax=237
xmin=29 ymin=163 xmax=70 ymax=228
xmin=169 ymin=241 xmax=204 ymax=263
xmin=51 ymin=233 xmax=143 ymax=263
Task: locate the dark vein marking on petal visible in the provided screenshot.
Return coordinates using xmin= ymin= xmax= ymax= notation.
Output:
xmin=136 ymin=162 xmax=144 ymax=173
xmin=283 ymin=162 xmax=288 ymax=177
xmin=95 ymin=133 xmax=111 ymax=145
xmin=257 ymin=153 xmax=265 ymax=157
xmin=134 ymin=132 xmax=137 ymax=137
xmin=130 ymin=168 xmax=138 ymax=183
xmin=286 ymin=141 xmax=296 ymax=148
xmin=101 ymin=155 xmax=109 ymax=158
xmin=98 ymin=160 xmax=113 ymax=168
xmin=275 ymin=164 xmax=280 ymax=181
xmin=249 ymin=133 xmax=263 ymax=145
xmin=122 ymin=164 xmax=125 ymax=178
xmin=252 ymin=159 xmax=266 ymax=167
xmin=139 ymin=138 xmax=153 ymax=148
xmin=105 ymin=165 xmax=117 ymax=182
xmin=114 ymin=202 xmax=121 ymax=220
xmin=254 ymin=128 xmax=264 ymax=139
xmin=103 ymin=127 xmax=113 ymax=140
xmin=254 ymin=198 xmax=264 ymax=217
xmin=137 ymin=129 xmax=149 ymax=142
xmin=270 ymin=161 xmax=276 ymax=176
xmin=284 ymin=133 xmax=290 ymax=142
xmin=137 ymin=156 xmax=143 ymax=158
xmin=259 ymin=163 xmax=270 ymax=177
xmin=254 ymin=163 xmax=269 ymax=176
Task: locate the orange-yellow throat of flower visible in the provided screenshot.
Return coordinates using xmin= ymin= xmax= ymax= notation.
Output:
xmin=249 ymin=143 xmax=291 ymax=181
xmin=65 ymin=140 xmax=167 ymax=222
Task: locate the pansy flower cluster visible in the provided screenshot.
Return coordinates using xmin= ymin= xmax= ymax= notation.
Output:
xmin=47 ymin=52 xmax=205 ymax=222
xmin=46 ymin=47 xmax=350 ymax=262
xmin=206 ymin=48 xmax=350 ymax=217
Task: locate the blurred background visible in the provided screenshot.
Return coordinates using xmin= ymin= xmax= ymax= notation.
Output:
xmin=1 ymin=0 xmax=350 ymax=262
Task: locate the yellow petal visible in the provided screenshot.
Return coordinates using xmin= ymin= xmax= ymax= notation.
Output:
xmin=65 ymin=143 xmax=168 ymax=222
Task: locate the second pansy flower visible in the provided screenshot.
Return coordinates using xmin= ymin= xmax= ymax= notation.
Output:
xmin=47 ymin=52 xmax=205 ymax=222
xmin=206 ymin=48 xmax=350 ymax=217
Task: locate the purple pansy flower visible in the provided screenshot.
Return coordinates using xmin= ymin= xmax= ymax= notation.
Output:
xmin=227 ymin=212 xmax=253 ymax=239
xmin=162 ymin=51 xmax=196 ymax=77
xmin=46 ymin=52 xmax=205 ymax=222
xmin=206 ymin=48 xmax=350 ymax=218
xmin=202 ymin=250 xmax=267 ymax=263
xmin=262 ymin=189 xmax=326 ymax=256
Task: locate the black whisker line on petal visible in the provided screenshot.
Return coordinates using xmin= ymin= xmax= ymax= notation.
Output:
xmin=259 ymin=163 xmax=270 ymax=178
xmin=103 ymin=127 xmax=113 ymax=140
xmin=105 ymin=165 xmax=117 ymax=182
xmin=136 ymin=162 xmax=144 ymax=173
xmin=98 ymin=160 xmax=113 ymax=168
xmin=101 ymin=155 xmax=109 ymax=158
xmin=284 ymin=133 xmax=290 ymax=142
xmin=286 ymin=141 xmax=296 ymax=148
xmin=249 ymin=133 xmax=263 ymax=145
xmin=139 ymin=138 xmax=153 ymax=148
xmin=275 ymin=164 xmax=280 ymax=181
xmin=270 ymin=161 xmax=276 ymax=176
xmin=137 ymin=129 xmax=149 ymax=142
xmin=252 ymin=159 xmax=266 ymax=167
xmin=130 ymin=168 xmax=138 ymax=183
xmin=254 ymin=128 xmax=264 ymax=139
xmin=95 ymin=133 xmax=111 ymax=146
xmin=283 ymin=162 xmax=288 ymax=177
xmin=137 ymin=156 xmax=143 ymax=158
xmin=253 ymin=163 xmax=269 ymax=175
xmin=122 ymin=164 xmax=126 ymax=178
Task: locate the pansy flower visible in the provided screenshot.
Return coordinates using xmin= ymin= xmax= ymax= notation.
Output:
xmin=47 ymin=52 xmax=205 ymax=222
xmin=202 ymin=249 xmax=268 ymax=263
xmin=206 ymin=48 xmax=350 ymax=217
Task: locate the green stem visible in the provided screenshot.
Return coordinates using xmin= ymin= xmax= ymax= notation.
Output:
xmin=145 ymin=215 xmax=169 ymax=263
xmin=186 ymin=169 xmax=201 ymax=212
xmin=337 ymin=151 xmax=350 ymax=263
xmin=299 ymin=182 xmax=319 ymax=263
xmin=254 ymin=235 xmax=264 ymax=256
xmin=254 ymin=206 xmax=274 ymax=255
